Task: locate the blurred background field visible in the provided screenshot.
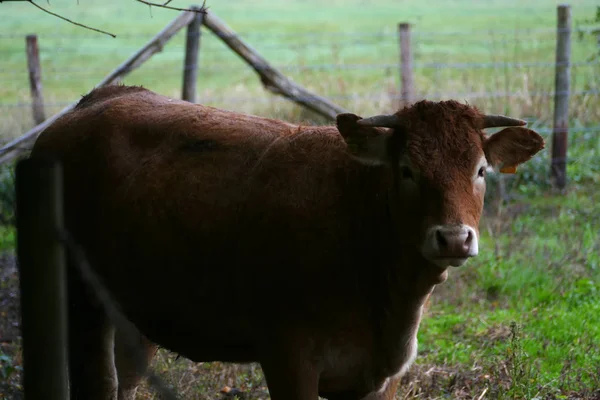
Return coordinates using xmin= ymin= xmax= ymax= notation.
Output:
xmin=1 ymin=0 xmax=600 ymax=137
xmin=0 ymin=0 xmax=599 ymax=399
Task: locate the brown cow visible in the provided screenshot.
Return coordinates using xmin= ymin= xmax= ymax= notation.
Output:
xmin=30 ymin=85 xmax=544 ymax=400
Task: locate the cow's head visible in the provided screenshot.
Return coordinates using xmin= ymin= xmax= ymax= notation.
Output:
xmin=337 ymin=100 xmax=544 ymax=268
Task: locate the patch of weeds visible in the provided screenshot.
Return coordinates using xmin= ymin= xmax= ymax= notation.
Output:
xmin=0 ymin=164 xmax=15 ymax=227
xmin=0 ymin=346 xmax=23 ymax=399
xmin=0 ymin=227 xmax=15 ymax=253
xmin=557 ymin=354 xmax=600 ymax=398
xmin=495 ymin=321 xmax=543 ymax=399
xmin=0 ymin=351 xmax=20 ymax=382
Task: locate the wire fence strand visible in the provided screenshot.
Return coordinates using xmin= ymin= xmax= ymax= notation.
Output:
xmin=0 ymin=25 xmax=597 ymax=40
xmin=1 ymin=59 xmax=599 ymax=78
xmin=2 ymin=90 xmax=599 ymax=109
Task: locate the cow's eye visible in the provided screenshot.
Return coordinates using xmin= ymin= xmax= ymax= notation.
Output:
xmin=401 ymin=166 xmax=414 ymax=180
xmin=478 ymin=166 xmax=486 ymax=178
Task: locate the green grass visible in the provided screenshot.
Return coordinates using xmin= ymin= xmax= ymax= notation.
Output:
xmin=0 ymin=227 xmax=15 ymax=253
xmin=418 ymin=185 xmax=600 ymax=397
xmin=1 ymin=0 xmax=600 ymax=398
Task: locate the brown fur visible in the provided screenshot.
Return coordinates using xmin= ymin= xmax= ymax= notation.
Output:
xmin=30 ymin=85 xmax=544 ymax=400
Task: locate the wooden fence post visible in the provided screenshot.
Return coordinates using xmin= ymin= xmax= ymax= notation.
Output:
xmin=16 ymin=158 xmax=69 ymax=400
xmin=182 ymin=6 xmax=204 ymax=103
xmin=26 ymin=34 xmax=46 ymax=125
xmin=398 ymin=23 xmax=414 ymax=106
xmin=551 ymin=4 xmax=571 ymax=189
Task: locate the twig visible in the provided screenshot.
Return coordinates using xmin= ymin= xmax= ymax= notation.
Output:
xmin=28 ymin=0 xmax=116 ymax=38
xmin=135 ymin=0 xmax=207 ymax=13
xmin=476 ymin=387 xmax=488 ymax=400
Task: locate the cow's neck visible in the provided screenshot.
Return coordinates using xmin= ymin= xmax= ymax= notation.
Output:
xmin=367 ymin=177 xmax=447 ymax=382
xmin=337 ymin=164 xmax=446 ymax=389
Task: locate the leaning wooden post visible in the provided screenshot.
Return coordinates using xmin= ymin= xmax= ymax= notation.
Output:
xmin=398 ymin=23 xmax=414 ymax=106
xmin=182 ymin=5 xmax=204 ymax=103
xmin=26 ymin=34 xmax=46 ymax=125
xmin=202 ymin=11 xmax=349 ymax=120
xmin=16 ymin=158 xmax=69 ymax=400
xmin=551 ymin=4 xmax=571 ymax=189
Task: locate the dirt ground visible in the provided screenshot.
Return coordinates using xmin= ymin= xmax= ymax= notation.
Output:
xmin=0 ymin=252 xmax=22 ymax=400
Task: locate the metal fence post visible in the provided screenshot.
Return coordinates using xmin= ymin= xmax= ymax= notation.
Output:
xmin=551 ymin=4 xmax=571 ymax=189
xmin=16 ymin=158 xmax=69 ymax=400
xmin=182 ymin=6 xmax=204 ymax=103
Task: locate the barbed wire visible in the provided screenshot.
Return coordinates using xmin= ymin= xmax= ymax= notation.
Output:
xmin=0 ymin=25 xmax=596 ymax=40
xmin=2 ymin=89 xmax=598 ymax=109
xmin=0 ymin=38 xmax=564 ymax=60
xmin=1 ymin=59 xmax=598 ymax=78
xmin=0 ymin=32 xmax=565 ymax=47
xmin=0 ymin=45 xmax=568 ymax=62
xmin=0 ymin=36 xmax=562 ymax=48
xmin=1 ymin=112 xmax=599 ymax=141
xmin=0 ymin=26 xmax=593 ymax=65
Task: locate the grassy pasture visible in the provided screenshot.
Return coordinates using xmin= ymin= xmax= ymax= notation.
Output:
xmin=1 ymin=0 xmax=599 ymax=137
xmin=1 ymin=0 xmax=599 ymax=399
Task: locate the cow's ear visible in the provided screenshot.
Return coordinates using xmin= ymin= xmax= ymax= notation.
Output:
xmin=336 ymin=113 xmax=391 ymax=165
xmin=484 ymin=127 xmax=545 ymax=173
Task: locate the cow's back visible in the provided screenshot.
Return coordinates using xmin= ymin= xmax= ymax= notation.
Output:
xmin=30 ymin=86 xmax=372 ymax=361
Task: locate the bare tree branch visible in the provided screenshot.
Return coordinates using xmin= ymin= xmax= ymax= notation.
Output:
xmin=1 ymin=1 xmax=208 ymax=37
xmin=135 ymin=0 xmax=207 ymax=14
xmin=27 ymin=1 xmax=116 ymax=37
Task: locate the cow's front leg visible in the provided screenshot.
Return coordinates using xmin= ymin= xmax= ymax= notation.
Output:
xmin=68 ymin=274 xmax=118 ymax=400
xmin=258 ymin=333 xmax=321 ymax=400
xmin=114 ymin=330 xmax=158 ymax=400
xmin=360 ymin=376 xmax=401 ymax=400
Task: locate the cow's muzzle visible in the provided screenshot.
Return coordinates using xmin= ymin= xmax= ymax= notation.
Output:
xmin=421 ymin=224 xmax=479 ymax=267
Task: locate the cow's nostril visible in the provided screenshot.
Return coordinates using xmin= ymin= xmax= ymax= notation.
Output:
xmin=465 ymin=230 xmax=473 ymax=246
xmin=436 ymin=229 xmax=448 ymax=248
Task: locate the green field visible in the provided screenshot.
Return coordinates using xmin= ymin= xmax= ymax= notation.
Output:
xmin=1 ymin=0 xmax=600 ymax=137
xmin=1 ymin=0 xmax=600 ymax=399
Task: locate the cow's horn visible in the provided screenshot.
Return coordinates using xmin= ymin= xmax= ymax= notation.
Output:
xmin=357 ymin=114 xmax=400 ymax=128
xmin=481 ymin=114 xmax=527 ymax=128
